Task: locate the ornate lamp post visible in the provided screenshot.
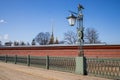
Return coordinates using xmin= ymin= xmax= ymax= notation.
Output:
xmin=67 ymin=4 xmax=84 ymax=56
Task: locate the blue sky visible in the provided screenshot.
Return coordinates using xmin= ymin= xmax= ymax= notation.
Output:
xmin=0 ymin=0 xmax=120 ymax=44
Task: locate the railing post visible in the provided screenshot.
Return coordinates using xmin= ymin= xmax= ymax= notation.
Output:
xmin=46 ymin=56 xmax=49 ymax=69
xmin=14 ymin=55 xmax=17 ymax=64
xmin=75 ymin=56 xmax=86 ymax=75
xmin=27 ymin=55 xmax=30 ymax=66
xmin=5 ymin=55 xmax=7 ymax=63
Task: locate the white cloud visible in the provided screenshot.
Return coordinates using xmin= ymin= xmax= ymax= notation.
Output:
xmin=4 ymin=34 xmax=9 ymax=40
xmin=0 ymin=19 xmax=7 ymax=23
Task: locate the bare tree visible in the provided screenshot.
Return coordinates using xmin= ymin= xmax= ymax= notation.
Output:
xmin=34 ymin=32 xmax=50 ymax=45
xmin=20 ymin=41 xmax=26 ymax=46
xmin=85 ymin=28 xmax=101 ymax=44
xmin=13 ymin=41 xmax=19 ymax=46
xmin=64 ymin=30 xmax=77 ymax=44
xmin=0 ymin=41 xmax=2 ymax=46
xmin=31 ymin=39 xmax=36 ymax=45
xmin=64 ymin=28 xmax=101 ymax=44
xmin=26 ymin=42 xmax=30 ymax=46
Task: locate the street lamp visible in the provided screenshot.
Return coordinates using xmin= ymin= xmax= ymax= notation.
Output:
xmin=67 ymin=4 xmax=84 ymax=56
xmin=67 ymin=14 xmax=77 ymax=26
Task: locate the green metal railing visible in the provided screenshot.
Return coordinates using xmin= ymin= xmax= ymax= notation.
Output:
xmin=49 ymin=56 xmax=76 ymax=72
xmin=0 ymin=55 xmax=5 ymax=62
xmin=0 ymin=55 xmax=76 ymax=73
xmin=0 ymin=55 xmax=120 ymax=79
xmin=86 ymin=58 xmax=120 ymax=79
xmin=17 ymin=56 xmax=27 ymax=65
xmin=7 ymin=55 xmax=15 ymax=63
xmin=30 ymin=56 xmax=46 ymax=68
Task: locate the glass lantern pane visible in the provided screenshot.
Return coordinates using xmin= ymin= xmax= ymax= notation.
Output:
xmin=68 ymin=18 xmax=76 ymax=26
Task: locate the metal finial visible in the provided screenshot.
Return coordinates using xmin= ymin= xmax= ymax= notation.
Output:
xmin=78 ymin=4 xmax=84 ymax=11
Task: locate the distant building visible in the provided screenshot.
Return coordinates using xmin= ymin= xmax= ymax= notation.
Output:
xmin=49 ymin=27 xmax=54 ymax=44
xmin=55 ymin=37 xmax=59 ymax=44
xmin=5 ymin=41 xmax=13 ymax=46
xmin=49 ymin=27 xmax=59 ymax=44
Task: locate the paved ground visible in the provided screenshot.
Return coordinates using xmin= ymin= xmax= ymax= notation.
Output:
xmin=0 ymin=62 xmax=111 ymax=80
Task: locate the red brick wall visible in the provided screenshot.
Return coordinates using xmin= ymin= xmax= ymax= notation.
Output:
xmin=0 ymin=45 xmax=120 ymax=58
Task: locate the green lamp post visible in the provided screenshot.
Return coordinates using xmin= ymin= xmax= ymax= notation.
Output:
xmin=67 ymin=4 xmax=84 ymax=56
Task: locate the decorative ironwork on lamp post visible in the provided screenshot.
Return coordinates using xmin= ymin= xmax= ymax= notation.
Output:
xmin=67 ymin=4 xmax=84 ymax=56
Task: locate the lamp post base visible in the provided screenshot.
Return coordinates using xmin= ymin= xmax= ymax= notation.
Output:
xmin=78 ymin=50 xmax=84 ymax=57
